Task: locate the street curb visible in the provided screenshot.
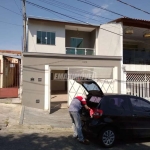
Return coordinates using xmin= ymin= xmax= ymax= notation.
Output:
xmin=0 ymin=99 xmax=12 ymax=104
xmin=19 ymin=105 xmax=25 ymax=125
xmin=0 ymin=98 xmax=21 ymax=104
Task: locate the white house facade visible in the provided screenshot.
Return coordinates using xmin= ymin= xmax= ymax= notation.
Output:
xmin=23 ymin=17 xmax=150 ymax=111
xmin=23 ymin=17 xmax=122 ymax=110
xmin=111 ymin=18 xmax=150 ymax=99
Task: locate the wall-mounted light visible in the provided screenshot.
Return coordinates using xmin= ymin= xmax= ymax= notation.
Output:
xmin=125 ymin=27 xmax=134 ymax=34
xmin=143 ymin=30 xmax=150 ymax=38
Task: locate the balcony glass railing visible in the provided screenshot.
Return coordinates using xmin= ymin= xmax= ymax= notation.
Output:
xmin=66 ymin=47 xmax=95 ymax=55
xmin=123 ymin=49 xmax=150 ymax=65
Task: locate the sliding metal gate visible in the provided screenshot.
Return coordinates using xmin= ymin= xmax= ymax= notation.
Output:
xmin=68 ymin=67 xmax=116 ymax=104
xmin=126 ymin=73 xmax=150 ymax=99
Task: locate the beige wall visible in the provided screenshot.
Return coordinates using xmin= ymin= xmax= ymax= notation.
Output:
xmin=23 ymin=54 xmax=121 ymax=110
xmin=65 ymin=30 xmax=95 ymax=48
xmin=98 ymin=23 xmax=123 ymax=56
xmin=28 ymin=20 xmax=66 ymax=53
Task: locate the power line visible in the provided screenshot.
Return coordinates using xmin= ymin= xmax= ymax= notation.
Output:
xmin=76 ymin=0 xmax=150 ymax=27
xmin=26 ymin=1 xmax=90 ymax=25
xmin=42 ymin=0 xmax=112 ymax=21
xmin=0 ymin=4 xmax=22 ymax=16
xmin=116 ymin=0 xmax=150 ymax=15
xmin=38 ymin=0 xmax=108 ymax=23
xmin=14 ymin=0 xmax=22 ymax=14
xmin=26 ymin=1 xmax=122 ymax=36
xmin=39 ymin=0 xmax=120 ymax=30
xmin=76 ymin=0 xmax=126 ymax=17
xmin=0 ymin=20 xmax=22 ymax=26
xmin=26 ymin=1 xmax=150 ymax=48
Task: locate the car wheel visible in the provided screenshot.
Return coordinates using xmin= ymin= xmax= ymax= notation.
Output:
xmin=99 ymin=127 xmax=116 ymax=148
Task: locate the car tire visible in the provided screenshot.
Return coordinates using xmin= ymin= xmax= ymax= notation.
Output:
xmin=99 ymin=127 xmax=116 ymax=148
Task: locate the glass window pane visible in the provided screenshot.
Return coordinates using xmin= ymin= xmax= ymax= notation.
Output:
xmin=83 ymin=83 xmax=100 ymax=91
xmin=37 ymin=31 xmax=41 ymax=44
xmin=86 ymin=49 xmax=94 ymax=55
xmin=110 ymin=98 xmax=124 ymax=108
xmin=66 ymin=48 xmax=75 ymax=54
xmin=51 ymin=32 xmax=55 ymax=45
xmin=76 ymin=49 xmax=85 ymax=55
xmin=130 ymin=97 xmax=150 ymax=111
xmin=42 ymin=32 xmax=46 ymax=44
xmin=47 ymin=32 xmax=50 ymax=45
xmin=76 ymin=38 xmax=83 ymax=48
xmin=71 ymin=38 xmax=76 ymax=47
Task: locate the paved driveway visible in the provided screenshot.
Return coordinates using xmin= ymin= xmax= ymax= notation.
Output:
xmin=23 ymin=107 xmax=72 ymax=128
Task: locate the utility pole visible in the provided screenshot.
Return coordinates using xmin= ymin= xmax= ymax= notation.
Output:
xmin=23 ymin=0 xmax=27 ymax=52
xmin=20 ymin=0 xmax=26 ymax=102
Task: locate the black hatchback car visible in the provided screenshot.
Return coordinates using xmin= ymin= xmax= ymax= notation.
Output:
xmin=74 ymin=77 xmax=150 ymax=148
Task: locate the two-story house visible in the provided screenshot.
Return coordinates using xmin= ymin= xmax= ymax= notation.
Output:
xmin=23 ymin=17 xmax=122 ymax=111
xmin=111 ymin=18 xmax=150 ymax=100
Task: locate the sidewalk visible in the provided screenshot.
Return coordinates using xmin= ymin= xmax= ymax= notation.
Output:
xmin=0 ymin=99 xmax=73 ymax=133
xmin=20 ymin=106 xmax=72 ymax=128
xmin=0 ymin=102 xmax=22 ymax=130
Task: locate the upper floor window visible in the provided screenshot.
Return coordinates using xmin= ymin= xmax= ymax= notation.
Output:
xmin=37 ymin=31 xmax=55 ymax=45
xmin=71 ymin=37 xmax=83 ymax=48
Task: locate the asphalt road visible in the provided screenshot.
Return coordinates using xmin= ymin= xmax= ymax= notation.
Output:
xmin=0 ymin=132 xmax=150 ymax=150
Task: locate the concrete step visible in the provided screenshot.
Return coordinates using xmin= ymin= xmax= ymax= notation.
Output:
xmin=61 ymin=103 xmax=68 ymax=109
xmin=51 ymin=101 xmax=68 ymax=109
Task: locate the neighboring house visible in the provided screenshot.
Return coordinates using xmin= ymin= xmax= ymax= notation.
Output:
xmin=0 ymin=50 xmax=21 ymax=98
xmin=110 ymin=18 xmax=150 ymax=99
xmin=23 ymin=17 xmax=122 ymax=110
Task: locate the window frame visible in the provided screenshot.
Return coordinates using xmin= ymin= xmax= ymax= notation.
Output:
xmin=37 ymin=31 xmax=56 ymax=45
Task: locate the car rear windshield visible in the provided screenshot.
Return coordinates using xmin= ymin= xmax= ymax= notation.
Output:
xmin=83 ymin=82 xmax=100 ymax=92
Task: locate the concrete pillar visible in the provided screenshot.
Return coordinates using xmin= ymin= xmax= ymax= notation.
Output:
xmin=44 ymin=65 xmax=50 ymax=110
xmin=95 ymin=28 xmax=99 ymax=55
xmin=113 ymin=66 xmax=118 ymax=93
xmin=121 ymin=68 xmax=126 ymax=94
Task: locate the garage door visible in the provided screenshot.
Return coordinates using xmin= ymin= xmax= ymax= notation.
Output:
xmin=68 ymin=67 xmax=115 ymax=104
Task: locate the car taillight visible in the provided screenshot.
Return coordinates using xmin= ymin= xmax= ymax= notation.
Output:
xmin=93 ymin=109 xmax=103 ymax=119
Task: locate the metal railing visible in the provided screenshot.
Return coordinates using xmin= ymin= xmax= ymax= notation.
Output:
xmin=66 ymin=47 xmax=95 ymax=55
xmin=126 ymin=81 xmax=150 ymax=98
xmin=123 ymin=49 xmax=150 ymax=65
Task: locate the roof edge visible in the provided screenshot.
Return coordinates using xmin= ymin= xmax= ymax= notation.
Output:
xmin=28 ymin=16 xmax=99 ymax=27
xmin=23 ymin=52 xmax=121 ymax=60
xmin=110 ymin=17 xmax=150 ymax=28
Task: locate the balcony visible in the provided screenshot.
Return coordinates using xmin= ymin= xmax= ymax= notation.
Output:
xmin=123 ymin=49 xmax=150 ymax=65
xmin=66 ymin=47 xmax=95 ymax=55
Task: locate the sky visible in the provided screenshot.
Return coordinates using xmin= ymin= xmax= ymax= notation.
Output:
xmin=0 ymin=0 xmax=150 ymax=51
